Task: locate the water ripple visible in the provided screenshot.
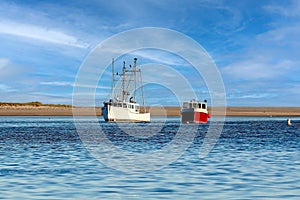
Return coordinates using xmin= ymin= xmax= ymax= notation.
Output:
xmin=0 ymin=116 xmax=299 ymax=199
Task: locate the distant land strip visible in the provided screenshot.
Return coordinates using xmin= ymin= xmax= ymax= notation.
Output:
xmin=0 ymin=101 xmax=72 ymax=107
xmin=0 ymin=102 xmax=300 ymax=116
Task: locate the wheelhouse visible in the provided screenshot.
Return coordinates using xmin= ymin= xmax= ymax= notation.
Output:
xmin=182 ymin=101 xmax=207 ymax=110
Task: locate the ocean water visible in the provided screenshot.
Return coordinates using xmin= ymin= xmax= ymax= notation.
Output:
xmin=0 ymin=116 xmax=299 ymax=199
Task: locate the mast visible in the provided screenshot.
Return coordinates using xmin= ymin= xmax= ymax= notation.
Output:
xmin=111 ymin=58 xmax=114 ymax=98
xmin=122 ymin=61 xmax=126 ymax=101
xmin=133 ymin=58 xmax=137 ymax=100
xmin=140 ymin=68 xmax=145 ymax=107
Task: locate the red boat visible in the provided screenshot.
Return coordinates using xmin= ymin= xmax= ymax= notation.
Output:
xmin=181 ymin=100 xmax=210 ymax=123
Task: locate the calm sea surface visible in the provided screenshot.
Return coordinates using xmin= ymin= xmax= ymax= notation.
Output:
xmin=0 ymin=116 xmax=299 ymax=199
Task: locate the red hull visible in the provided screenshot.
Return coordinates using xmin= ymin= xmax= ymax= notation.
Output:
xmin=194 ymin=112 xmax=210 ymax=123
xmin=181 ymin=110 xmax=210 ymax=124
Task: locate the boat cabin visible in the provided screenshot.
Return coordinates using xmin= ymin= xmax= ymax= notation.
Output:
xmin=103 ymin=100 xmax=140 ymax=113
xmin=182 ymin=101 xmax=207 ymax=110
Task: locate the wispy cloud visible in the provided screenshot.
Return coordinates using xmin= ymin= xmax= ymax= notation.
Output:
xmin=222 ymin=59 xmax=293 ymax=80
xmin=0 ymin=20 xmax=89 ymax=48
xmin=40 ymin=81 xmax=74 ymax=87
xmin=0 ymin=58 xmax=9 ymax=68
xmin=264 ymin=0 xmax=300 ymax=17
xmin=236 ymin=93 xmax=274 ymax=99
xmin=256 ymin=24 xmax=300 ymax=47
xmin=0 ymin=57 xmax=33 ymax=80
xmin=131 ymin=50 xmax=190 ymax=67
xmin=40 ymin=81 xmax=111 ymax=90
xmin=0 ymin=83 xmax=16 ymax=92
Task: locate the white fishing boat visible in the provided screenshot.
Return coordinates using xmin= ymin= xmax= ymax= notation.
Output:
xmin=102 ymin=58 xmax=150 ymax=122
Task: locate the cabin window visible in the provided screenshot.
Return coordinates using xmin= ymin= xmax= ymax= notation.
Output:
xmin=198 ymin=104 xmax=201 ymax=108
xmin=123 ymin=103 xmax=127 ymax=108
xmin=193 ymin=103 xmax=197 ymax=108
xmin=183 ymin=102 xmax=189 ymax=108
xmin=117 ymin=103 xmax=122 ymax=107
xmin=202 ymin=104 xmax=206 ymax=109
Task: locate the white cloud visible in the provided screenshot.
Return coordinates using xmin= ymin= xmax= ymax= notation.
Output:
xmin=40 ymin=81 xmax=74 ymax=87
xmin=0 ymin=83 xmax=16 ymax=92
xmin=131 ymin=50 xmax=190 ymax=67
xmin=264 ymin=0 xmax=300 ymax=17
xmin=285 ymin=84 xmax=300 ymax=95
xmin=238 ymin=93 xmax=273 ymax=99
xmin=40 ymin=81 xmax=111 ymax=90
xmin=256 ymin=25 xmax=300 ymax=46
xmin=0 ymin=58 xmax=32 ymax=79
xmin=222 ymin=58 xmax=293 ymax=80
xmin=0 ymin=58 xmax=24 ymax=78
xmin=0 ymin=58 xmax=10 ymax=69
xmin=0 ymin=20 xmax=89 ymax=48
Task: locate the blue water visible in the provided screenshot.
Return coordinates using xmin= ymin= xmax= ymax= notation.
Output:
xmin=0 ymin=116 xmax=299 ymax=199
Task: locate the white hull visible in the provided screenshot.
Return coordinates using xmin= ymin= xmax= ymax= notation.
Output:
xmin=102 ymin=105 xmax=150 ymax=122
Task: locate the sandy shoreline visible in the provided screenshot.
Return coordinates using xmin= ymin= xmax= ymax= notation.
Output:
xmin=0 ymin=106 xmax=299 ymax=116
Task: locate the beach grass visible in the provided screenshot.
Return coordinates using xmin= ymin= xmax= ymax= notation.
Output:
xmin=0 ymin=101 xmax=72 ymax=107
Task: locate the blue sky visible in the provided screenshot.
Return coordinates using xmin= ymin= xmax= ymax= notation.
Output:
xmin=0 ymin=0 xmax=300 ymax=106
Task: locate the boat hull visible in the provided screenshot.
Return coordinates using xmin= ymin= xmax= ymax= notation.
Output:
xmin=102 ymin=105 xmax=150 ymax=122
xmin=181 ymin=108 xmax=210 ymax=124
